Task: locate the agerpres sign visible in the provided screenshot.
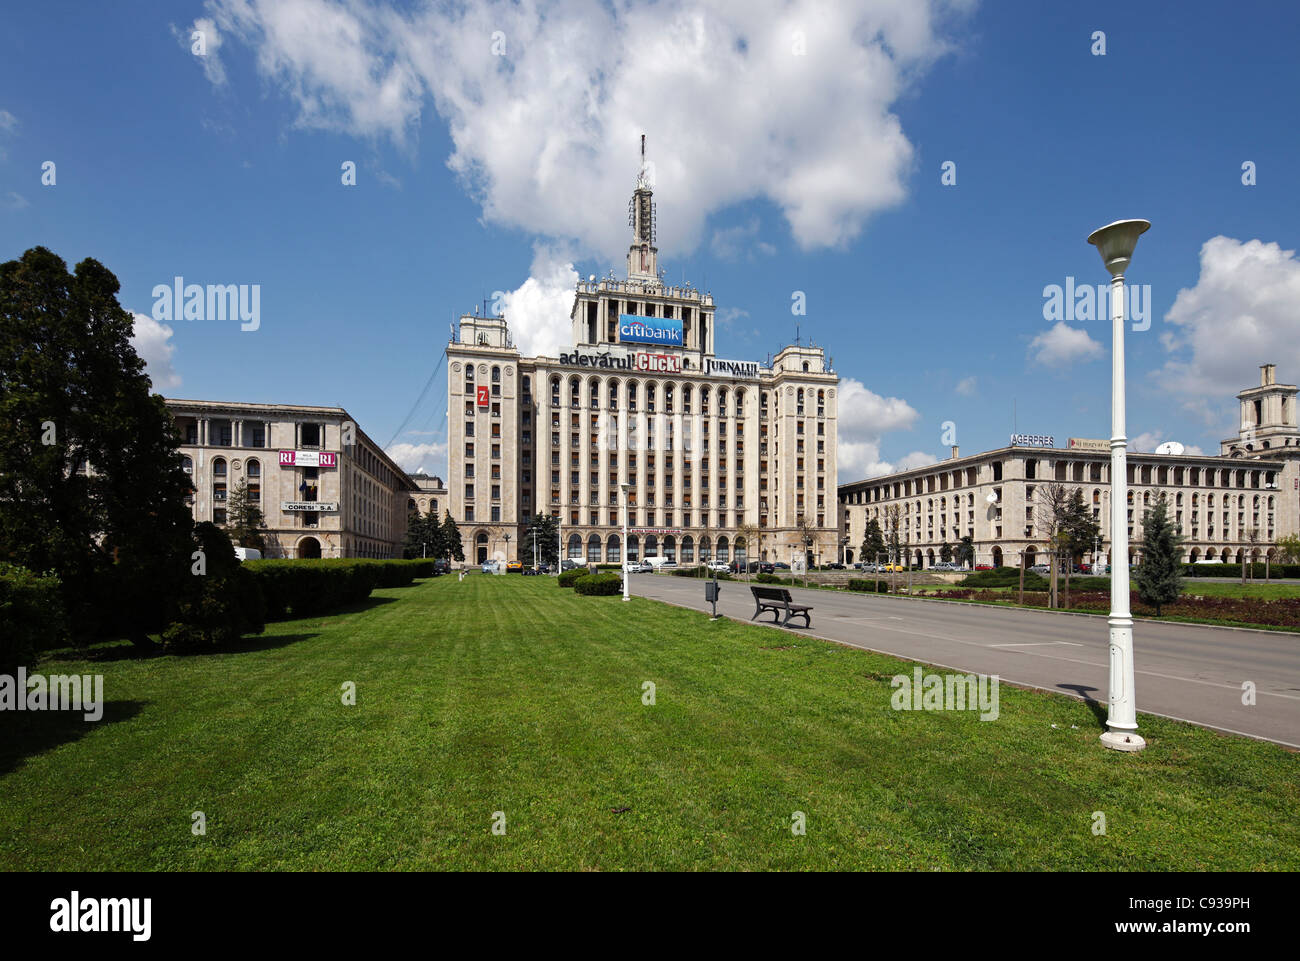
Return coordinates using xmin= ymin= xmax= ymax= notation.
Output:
xmin=706 ymin=358 xmax=760 ymax=378
xmin=1010 ymin=434 xmax=1055 ymax=448
xmin=619 ymin=313 xmax=683 ymax=346
xmin=279 ymin=450 xmax=337 ymax=467
xmin=281 ymin=501 xmax=338 ymax=512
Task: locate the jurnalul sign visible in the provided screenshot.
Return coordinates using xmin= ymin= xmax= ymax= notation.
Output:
xmin=619 ymin=314 xmax=683 ymax=347
xmin=279 ymin=450 xmax=338 ymax=467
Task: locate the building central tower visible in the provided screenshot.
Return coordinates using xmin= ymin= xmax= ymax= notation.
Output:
xmin=627 ymin=134 xmax=659 ymax=283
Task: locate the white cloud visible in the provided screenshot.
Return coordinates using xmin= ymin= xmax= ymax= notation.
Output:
xmin=3 ymin=192 xmax=29 ymax=210
xmin=204 ymin=0 xmax=970 ymax=255
xmin=130 ymin=312 xmax=183 ymax=390
xmin=711 ymin=217 xmax=775 ymax=261
xmin=1130 ymin=430 xmax=1203 ymax=456
xmin=500 ymin=244 xmax=581 ymax=359
xmin=1028 ymin=322 xmax=1103 ymax=368
xmin=836 ymin=376 xmax=931 ymax=479
xmin=955 ymin=375 xmax=976 ymax=396
xmin=386 ymin=440 xmax=448 ymax=474
xmin=1158 ymin=236 xmax=1300 ymax=408
xmin=177 ymin=17 xmax=228 ymax=86
xmin=0 ymin=109 xmax=15 ymax=131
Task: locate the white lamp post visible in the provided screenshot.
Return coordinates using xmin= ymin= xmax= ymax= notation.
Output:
xmin=1087 ymin=218 xmax=1150 ymax=752
xmin=621 ymin=482 xmax=633 ymax=602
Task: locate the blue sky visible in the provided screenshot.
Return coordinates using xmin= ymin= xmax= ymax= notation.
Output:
xmin=4 ymin=0 xmax=1300 ymax=479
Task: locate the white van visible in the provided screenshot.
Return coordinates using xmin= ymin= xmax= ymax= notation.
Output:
xmin=233 ymin=547 xmax=262 ymax=562
xmin=644 ymin=556 xmax=676 ymax=571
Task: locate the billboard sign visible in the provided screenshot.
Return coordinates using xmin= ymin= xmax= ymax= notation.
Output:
xmin=706 ymin=358 xmax=761 ymax=378
xmin=619 ymin=314 xmax=683 ymax=347
xmin=1067 ymin=437 xmax=1108 ymax=451
xmin=279 ymin=450 xmax=337 ymax=467
xmin=1009 ymin=434 xmax=1054 ymax=448
xmin=634 ymin=352 xmax=682 ymax=374
xmin=281 ymin=501 xmax=339 ymax=512
xmin=477 ymin=385 xmax=490 ymax=407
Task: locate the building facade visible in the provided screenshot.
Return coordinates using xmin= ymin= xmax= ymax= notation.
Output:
xmin=166 ymin=398 xmax=416 ymax=559
xmin=838 ymin=365 xmax=1300 ymax=568
xmin=446 ymin=148 xmax=841 ymax=567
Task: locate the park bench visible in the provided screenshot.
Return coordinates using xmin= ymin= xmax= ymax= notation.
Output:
xmin=750 ymin=585 xmax=813 ymax=628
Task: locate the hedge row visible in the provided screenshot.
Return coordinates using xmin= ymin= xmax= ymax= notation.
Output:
xmin=242 ymin=559 xmax=430 ymax=620
xmin=0 ymin=563 xmax=69 ymax=673
xmin=1182 ymin=563 xmax=1300 ymax=578
xmin=575 ymin=572 xmax=623 ymax=595
xmin=846 ymin=578 xmax=888 ymax=593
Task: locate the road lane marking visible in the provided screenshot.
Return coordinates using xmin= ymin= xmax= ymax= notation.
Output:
xmin=989 ymin=641 xmax=1084 ymax=648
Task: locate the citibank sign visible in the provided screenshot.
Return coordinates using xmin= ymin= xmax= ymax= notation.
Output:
xmin=619 ymin=314 xmax=683 ymax=346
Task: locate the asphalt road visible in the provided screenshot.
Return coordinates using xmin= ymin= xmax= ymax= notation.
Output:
xmin=629 ymin=574 xmax=1300 ymax=748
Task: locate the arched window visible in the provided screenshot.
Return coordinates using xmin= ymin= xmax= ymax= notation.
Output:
xmin=802 ymin=361 xmax=810 ymax=372
xmin=664 ymin=535 xmax=676 ymax=562
xmin=683 ymin=384 xmax=693 ymax=414
xmin=699 ymin=535 xmax=711 ymax=561
xmin=606 ymin=534 xmax=621 ymax=563
xmin=491 ymin=366 xmax=501 ymax=396
xmin=212 ymin=458 xmax=228 ymax=517
xmin=587 ymin=533 xmax=601 ymax=561
xmin=246 ymin=458 xmax=261 ymax=503
xmin=551 ymin=376 xmax=561 ymax=407
xmin=590 ymin=378 xmax=600 ymax=408
xmin=645 ymin=534 xmax=659 ymax=558
xmin=608 ymin=379 xmax=619 ymax=410
xmin=567 ymin=533 xmax=583 ymax=559
xmin=717 ymin=535 xmax=730 ymax=562
xmin=627 ymin=534 xmax=640 ymax=561
xmin=682 ymin=535 xmax=695 ymax=563
xmin=569 ymin=376 xmax=581 ymax=407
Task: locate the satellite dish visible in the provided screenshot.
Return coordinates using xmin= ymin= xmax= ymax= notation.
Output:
xmin=1154 ymin=441 xmax=1185 ymax=455
xmin=986 ymin=491 xmax=999 ymax=504
xmin=588 ymin=274 xmax=596 ymax=282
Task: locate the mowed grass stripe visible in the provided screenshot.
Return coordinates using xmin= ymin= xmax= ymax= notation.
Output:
xmin=0 ymin=574 xmax=1296 ymax=870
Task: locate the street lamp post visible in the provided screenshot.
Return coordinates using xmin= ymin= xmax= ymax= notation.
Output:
xmin=1088 ymin=218 xmax=1150 ymax=753
xmin=621 ymin=483 xmax=633 ymax=602
xmin=504 ymin=533 xmax=511 ymax=569
xmin=532 ymin=527 xmax=538 ymax=572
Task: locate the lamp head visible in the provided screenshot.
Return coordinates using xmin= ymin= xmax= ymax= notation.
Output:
xmin=1087 ymin=219 xmax=1150 ymax=278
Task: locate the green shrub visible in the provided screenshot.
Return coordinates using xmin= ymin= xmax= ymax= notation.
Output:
xmin=1181 ymin=563 xmax=1295 ymax=578
xmin=574 ymin=572 xmax=623 ymax=596
xmin=0 ymin=563 xmax=68 ymax=672
xmin=243 ymin=559 xmax=377 ymax=620
xmin=557 ymin=568 xmax=586 ymax=588
xmin=846 ymin=578 xmax=885 ymax=593
xmin=755 ymin=573 xmax=788 ymax=585
xmin=959 ymin=567 xmax=1050 ymax=590
xmin=161 ymin=523 xmax=266 ymax=651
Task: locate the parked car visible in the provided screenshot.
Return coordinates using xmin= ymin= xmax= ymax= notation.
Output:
xmin=233 ymin=547 xmax=262 ymax=561
xmin=560 ymin=559 xmax=583 ymax=572
xmin=624 ymin=560 xmax=652 ymax=574
xmin=706 ymin=561 xmax=730 ymax=573
xmin=728 ymin=560 xmax=759 ymax=574
xmin=1029 ymin=564 xmax=1051 ymax=575
xmin=481 ymin=560 xmax=500 ymax=574
xmin=522 ymin=566 xmax=542 ymax=576
xmin=974 ymin=564 xmax=993 ymax=571
xmin=774 ymin=562 xmax=790 ymax=571
xmin=506 ymin=561 xmax=523 ymax=573
xmin=858 ymin=563 xmax=878 ymax=573
xmin=432 ymin=559 xmax=451 ymax=576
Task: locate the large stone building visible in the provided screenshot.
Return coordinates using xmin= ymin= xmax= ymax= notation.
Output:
xmin=166 ymin=398 xmax=416 ymax=559
xmin=446 ymin=145 xmax=840 ymax=567
xmin=838 ymin=365 xmax=1300 ymax=568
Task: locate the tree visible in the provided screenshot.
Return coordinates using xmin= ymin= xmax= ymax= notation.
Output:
xmin=736 ymin=522 xmax=761 ymax=581
xmin=1035 ymin=483 xmax=1076 ymax=608
xmin=161 ymin=523 xmax=265 ymax=651
xmin=226 ymin=478 xmax=266 ymax=553
xmin=1057 ymin=488 xmax=1100 ymax=609
xmin=521 ymin=513 xmax=558 ymax=568
xmin=884 ymin=504 xmax=902 ymax=565
xmin=956 ymin=535 xmax=975 ymax=569
xmin=939 ymin=541 xmax=953 ymax=564
xmin=440 ymin=511 xmax=465 ymax=563
xmin=403 ymin=510 xmax=440 ymax=559
xmin=1275 ymin=533 xmax=1300 ymax=564
xmin=795 ymin=517 xmax=818 ymax=573
xmin=860 ymin=518 xmax=886 ymax=565
xmin=0 ymin=247 xmax=195 ymax=645
xmin=1133 ymin=497 xmax=1183 ymax=616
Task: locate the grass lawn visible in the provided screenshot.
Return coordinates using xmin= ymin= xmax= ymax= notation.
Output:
xmin=1 ymin=575 xmax=1296 ymax=871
